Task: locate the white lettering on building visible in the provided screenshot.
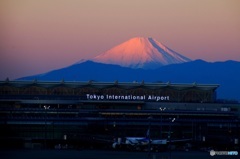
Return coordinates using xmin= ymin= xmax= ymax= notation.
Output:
xmin=86 ymin=94 xmax=170 ymax=101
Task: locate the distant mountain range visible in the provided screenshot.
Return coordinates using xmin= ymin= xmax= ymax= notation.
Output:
xmin=17 ymin=37 xmax=240 ymax=101
xmin=18 ymin=60 xmax=240 ymax=101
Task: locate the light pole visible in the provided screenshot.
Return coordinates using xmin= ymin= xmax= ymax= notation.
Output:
xmin=159 ymin=107 xmax=166 ymax=139
xmin=44 ymin=105 xmax=50 ymax=149
xmin=147 ymin=116 xmax=152 ymax=159
xmin=168 ymin=118 xmax=175 ymax=159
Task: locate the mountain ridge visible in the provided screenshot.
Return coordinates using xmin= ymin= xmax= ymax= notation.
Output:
xmin=14 ymin=36 xmax=240 ymax=101
xmin=17 ymin=60 xmax=240 ymax=101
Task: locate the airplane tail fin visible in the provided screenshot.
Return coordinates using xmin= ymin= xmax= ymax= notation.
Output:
xmin=146 ymin=129 xmax=150 ymax=138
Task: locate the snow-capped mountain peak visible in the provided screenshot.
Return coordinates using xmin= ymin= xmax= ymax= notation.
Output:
xmin=91 ymin=37 xmax=191 ymax=69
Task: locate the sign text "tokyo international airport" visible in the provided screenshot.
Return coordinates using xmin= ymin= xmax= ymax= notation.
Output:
xmin=86 ymin=94 xmax=170 ymax=102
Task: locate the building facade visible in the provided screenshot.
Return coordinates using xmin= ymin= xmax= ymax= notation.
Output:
xmin=0 ymin=80 xmax=239 ymax=150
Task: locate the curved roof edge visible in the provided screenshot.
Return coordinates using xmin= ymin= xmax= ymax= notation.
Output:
xmin=0 ymin=80 xmax=220 ymax=90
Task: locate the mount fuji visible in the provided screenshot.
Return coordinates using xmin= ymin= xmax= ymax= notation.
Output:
xmin=91 ymin=37 xmax=191 ymax=69
xmin=16 ymin=37 xmax=240 ymax=101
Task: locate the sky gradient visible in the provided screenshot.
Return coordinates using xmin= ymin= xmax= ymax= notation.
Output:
xmin=1 ymin=0 xmax=240 ymax=80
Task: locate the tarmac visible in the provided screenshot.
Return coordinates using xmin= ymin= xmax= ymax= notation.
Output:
xmin=0 ymin=149 xmax=239 ymax=159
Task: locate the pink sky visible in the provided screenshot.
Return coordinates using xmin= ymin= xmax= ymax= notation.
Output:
xmin=0 ymin=0 xmax=240 ymax=80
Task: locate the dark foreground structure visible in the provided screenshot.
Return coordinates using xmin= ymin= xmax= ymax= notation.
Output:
xmin=2 ymin=149 xmax=240 ymax=159
xmin=0 ymin=80 xmax=239 ymax=152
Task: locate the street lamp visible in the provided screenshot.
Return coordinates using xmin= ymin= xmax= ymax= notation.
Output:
xmin=44 ymin=105 xmax=50 ymax=109
xmin=159 ymin=107 xmax=166 ymax=139
xmin=147 ymin=116 xmax=152 ymax=159
xmin=44 ymin=105 xmax=50 ymax=149
xmin=168 ymin=117 xmax=175 ymax=159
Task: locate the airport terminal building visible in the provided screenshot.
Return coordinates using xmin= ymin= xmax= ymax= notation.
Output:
xmin=0 ymin=80 xmax=239 ymax=150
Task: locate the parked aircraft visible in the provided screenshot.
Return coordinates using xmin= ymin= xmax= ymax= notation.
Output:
xmin=112 ymin=129 xmax=191 ymax=151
